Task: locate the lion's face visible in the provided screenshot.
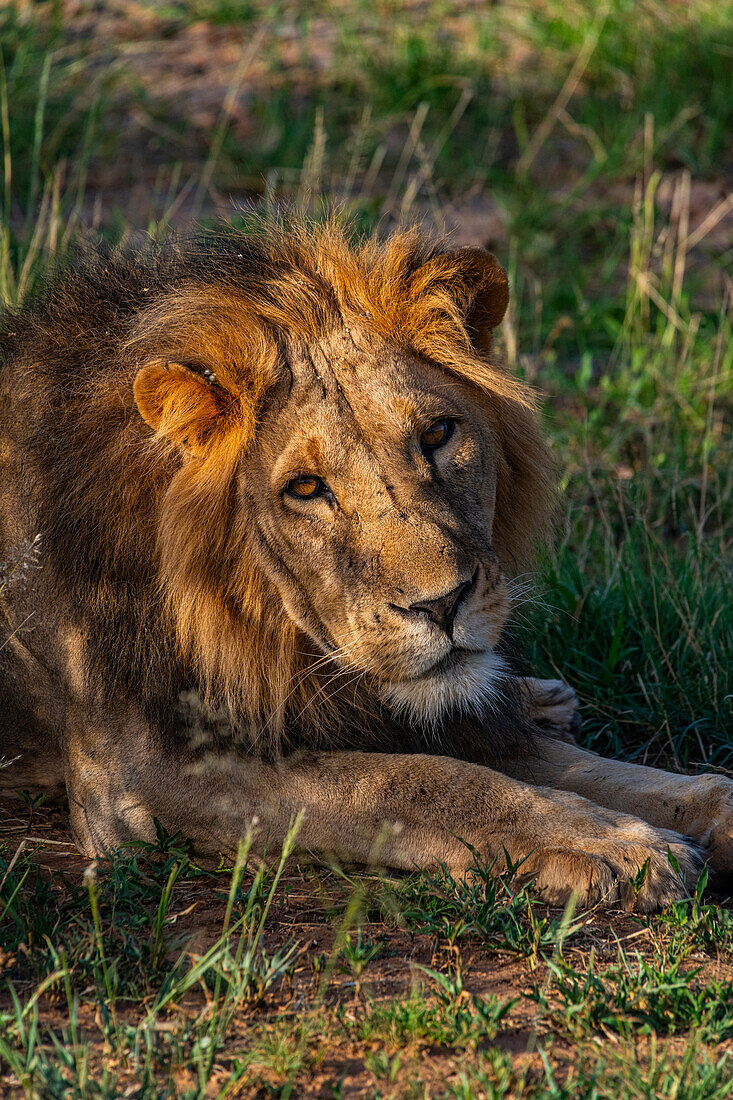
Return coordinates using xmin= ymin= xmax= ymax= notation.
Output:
xmin=244 ymin=326 xmax=508 ymax=725
xmin=131 ymin=230 xmax=552 ymax=735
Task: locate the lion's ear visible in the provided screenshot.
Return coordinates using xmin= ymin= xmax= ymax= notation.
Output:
xmin=413 ymin=247 xmax=509 ymax=355
xmin=454 ymin=248 xmax=509 ymax=352
xmin=134 ymin=359 xmax=237 ymax=456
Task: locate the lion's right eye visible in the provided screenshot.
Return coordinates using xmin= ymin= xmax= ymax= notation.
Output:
xmin=285 ymin=475 xmax=327 ymax=500
xmin=420 ymin=418 xmax=455 ymax=454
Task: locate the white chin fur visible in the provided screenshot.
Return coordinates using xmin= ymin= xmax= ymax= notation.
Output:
xmin=379 ymin=650 xmax=507 ymax=730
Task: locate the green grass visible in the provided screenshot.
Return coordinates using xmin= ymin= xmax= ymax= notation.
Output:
xmin=350 ymin=976 xmax=514 ymax=1050
xmin=649 ymin=867 xmax=733 ymax=958
xmin=0 ymin=3 xmax=115 ymax=219
xmin=376 ymin=850 xmax=581 ymax=958
xmin=0 ymin=0 xmax=732 ymax=1094
xmin=1 ymin=836 xmax=732 ymax=1095
xmin=533 ymin=951 xmax=733 ymax=1040
xmin=444 ymin=1041 xmax=733 ymax=1100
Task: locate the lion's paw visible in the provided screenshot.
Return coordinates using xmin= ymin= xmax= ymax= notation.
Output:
xmin=684 ymin=774 xmax=733 ymax=874
xmin=518 ymin=824 xmax=702 ymax=913
xmin=518 ymin=677 xmax=581 ymax=741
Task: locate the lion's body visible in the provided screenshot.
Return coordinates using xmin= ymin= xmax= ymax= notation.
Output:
xmin=1 ymin=220 xmax=731 ymax=910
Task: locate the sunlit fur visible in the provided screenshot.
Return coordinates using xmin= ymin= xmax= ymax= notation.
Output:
xmin=1 ymin=216 xmax=554 ymax=753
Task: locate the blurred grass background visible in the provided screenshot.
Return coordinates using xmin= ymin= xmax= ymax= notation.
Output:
xmin=1 ymin=0 xmax=731 ymax=767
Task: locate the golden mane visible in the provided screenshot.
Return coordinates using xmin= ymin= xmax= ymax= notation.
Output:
xmin=121 ymin=218 xmax=555 ymax=745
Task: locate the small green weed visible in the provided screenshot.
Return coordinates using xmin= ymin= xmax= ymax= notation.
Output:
xmin=336 ymin=930 xmax=387 ymax=993
xmin=648 ymin=867 xmax=733 ymax=959
xmin=352 ymin=965 xmax=515 ymax=1051
xmin=534 ymin=949 xmax=733 ymax=1040
xmin=0 ymin=838 xmax=211 ymax=997
xmin=445 ymin=1038 xmax=733 ymax=1099
xmin=384 ymin=849 xmax=579 ymax=957
xmin=226 ymin=1017 xmax=318 ymax=1093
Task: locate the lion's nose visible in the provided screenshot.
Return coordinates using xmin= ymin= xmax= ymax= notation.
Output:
xmin=407 ymin=573 xmax=476 ymax=640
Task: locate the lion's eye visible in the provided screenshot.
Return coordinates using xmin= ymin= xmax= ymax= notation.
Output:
xmin=420 ymin=418 xmax=454 ymax=453
xmin=285 ymin=475 xmax=327 ymax=500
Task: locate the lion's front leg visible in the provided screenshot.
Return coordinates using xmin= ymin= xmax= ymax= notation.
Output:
xmin=500 ymin=735 xmax=733 ymax=876
xmin=63 ymin=709 xmax=280 ymax=858
xmin=64 ymin=712 xmax=700 ymax=912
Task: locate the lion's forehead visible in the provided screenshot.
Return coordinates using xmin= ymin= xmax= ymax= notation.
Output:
xmin=271 ymin=328 xmax=474 ymax=445
xmin=290 ymin=329 xmax=424 ymax=407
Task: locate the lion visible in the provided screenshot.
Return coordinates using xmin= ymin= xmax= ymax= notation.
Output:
xmin=1 ymin=218 xmax=731 ymax=912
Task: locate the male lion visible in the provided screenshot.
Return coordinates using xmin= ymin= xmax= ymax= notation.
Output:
xmin=1 ymin=220 xmax=731 ymax=911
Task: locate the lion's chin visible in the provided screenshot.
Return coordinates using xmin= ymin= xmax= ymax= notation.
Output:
xmin=378 ymin=649 xmax=507 ymax=730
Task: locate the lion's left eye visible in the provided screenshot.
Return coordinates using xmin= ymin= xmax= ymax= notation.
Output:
xmin=420 ymin=418 xmax=455 ymax=453
xmin=285 ymin=475 xmax=327 ymax=500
